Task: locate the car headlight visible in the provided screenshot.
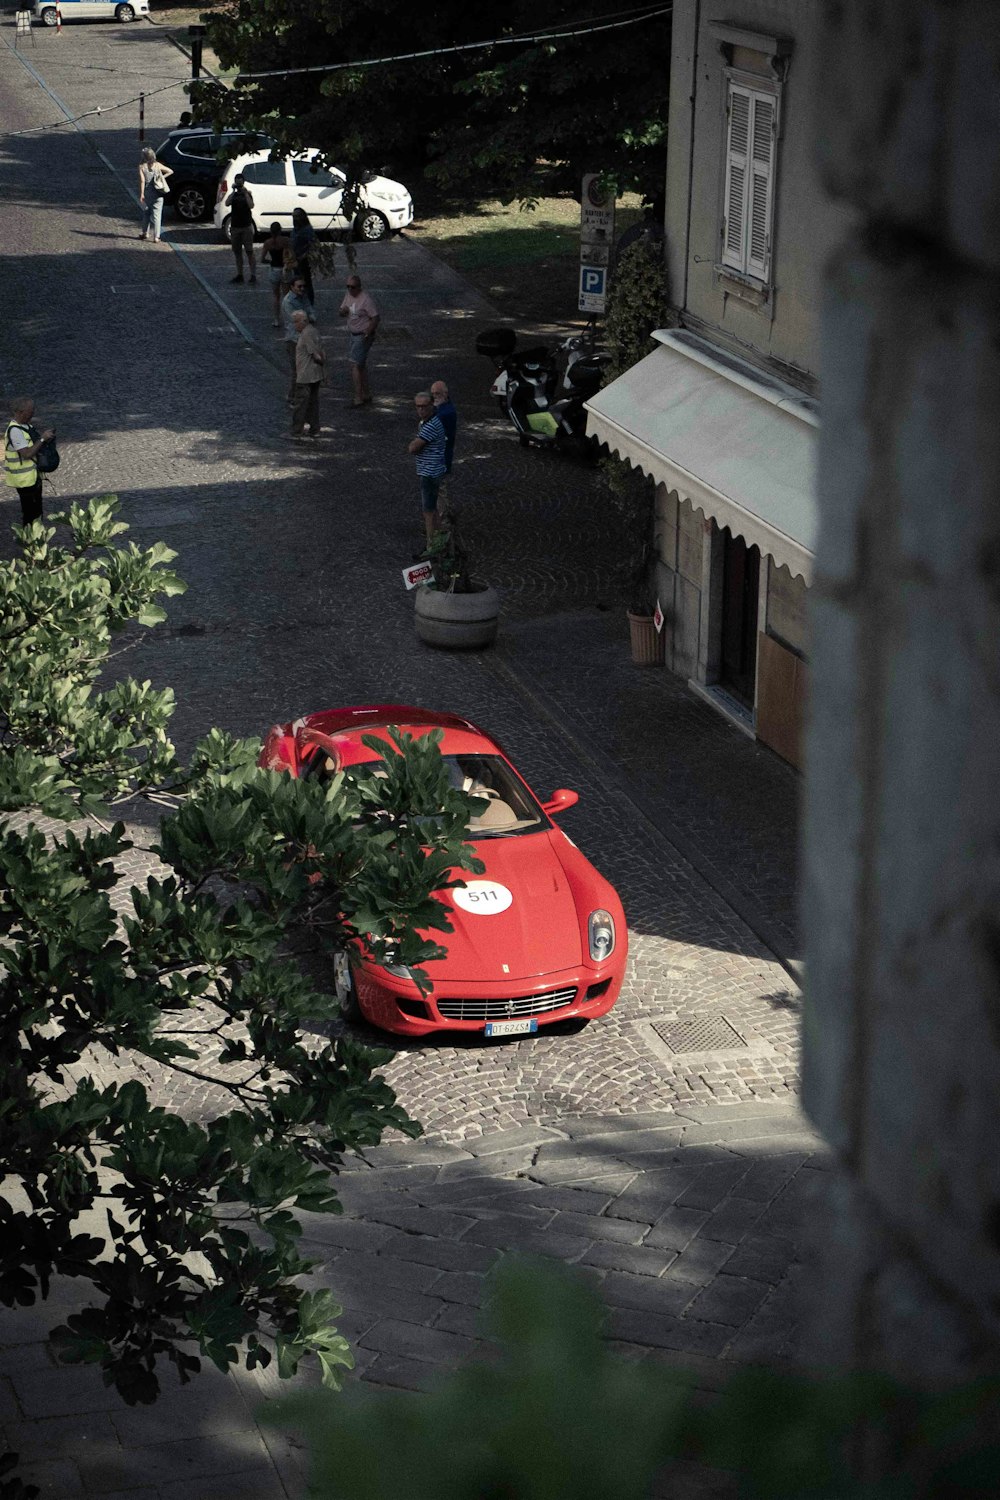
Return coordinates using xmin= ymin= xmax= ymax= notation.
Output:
xmin=588 ymin=909 xmax=615 ymax=961
xmin=384 ymin=962 xmax=416 ymax=980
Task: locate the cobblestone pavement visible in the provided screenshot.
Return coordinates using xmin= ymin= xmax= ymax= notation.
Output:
xmin=1 ymin=22 xmax=809 ymax=1497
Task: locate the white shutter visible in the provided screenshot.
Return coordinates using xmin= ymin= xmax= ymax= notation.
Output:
xmin=722 ymin=85 xmax=750 ymax=270
xmin=747 ymin=94 xmax=775 ymax=278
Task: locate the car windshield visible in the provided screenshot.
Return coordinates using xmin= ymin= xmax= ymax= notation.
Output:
xmin=304 ymin=749 xmax=546 ymax=838
xmin=443 ymin=754 xmax=546 ymax=837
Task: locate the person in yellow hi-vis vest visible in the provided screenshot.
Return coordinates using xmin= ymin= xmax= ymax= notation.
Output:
xmin=4 ymin=396 xmax=53 ymax=527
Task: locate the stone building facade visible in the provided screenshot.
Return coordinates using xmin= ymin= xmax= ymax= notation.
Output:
xmin=587 ymin=0 xmax=851 ymax=767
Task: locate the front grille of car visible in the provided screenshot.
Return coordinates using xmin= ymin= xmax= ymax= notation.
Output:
xmin=435 ymin=988 xmax=578 ymax=1022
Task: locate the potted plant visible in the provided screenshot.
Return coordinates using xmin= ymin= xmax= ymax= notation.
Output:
xmin=616 ymin=469 xmax=665 ymax=666
xmin=413 ymin=519 xmax=499 ymax=650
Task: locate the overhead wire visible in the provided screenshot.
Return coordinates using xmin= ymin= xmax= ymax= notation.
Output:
xmin=233 ymin=5 xmax=673 ymax=83
xmin=2 ymin=4 xmax=672 ymax=140
xmin=5 ymin=74 xmax=190 ymax=138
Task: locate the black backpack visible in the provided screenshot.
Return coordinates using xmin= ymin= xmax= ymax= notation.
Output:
xmin=35 ymin=434 xmax=60 ymax=474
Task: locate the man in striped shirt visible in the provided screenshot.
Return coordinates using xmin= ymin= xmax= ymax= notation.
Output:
xmin=407 ymin=391 xmax=448 ymax=550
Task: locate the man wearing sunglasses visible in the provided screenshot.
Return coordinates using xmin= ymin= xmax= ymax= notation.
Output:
xmin=338 ymin=275 xmax=380 ymax=407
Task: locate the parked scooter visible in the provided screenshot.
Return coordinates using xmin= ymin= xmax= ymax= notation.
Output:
xmin=476 ymin=326 xmax=609 ymax=453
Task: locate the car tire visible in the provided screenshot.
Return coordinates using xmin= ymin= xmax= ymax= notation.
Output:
xmin=354 ymin=209 xmax=390 ymax=242
xmin=174 ymin=184 xmax=209 ymax=221
xmin=115 ymin=3 xmax=136 ymax=18
xmin=40 ymin=6 xmax=58 ymax=24
xmin=334 ymin=953 xmax=361 ymax=1022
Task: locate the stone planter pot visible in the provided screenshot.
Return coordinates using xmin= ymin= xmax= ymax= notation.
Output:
xmin=627 ymin=609 xmax=663 ymax=666
xmin=415 ymin=582 xmax=499 ymax=649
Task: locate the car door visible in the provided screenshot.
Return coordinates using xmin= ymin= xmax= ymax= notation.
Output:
xmin=290 ymin=156 xmax=347 ymax=231
xmin=239 ymin=159 xmax=293 ymax=229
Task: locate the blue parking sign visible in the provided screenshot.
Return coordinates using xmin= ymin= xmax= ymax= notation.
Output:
xmin=579 ymin=264 xmax=607 ymax=311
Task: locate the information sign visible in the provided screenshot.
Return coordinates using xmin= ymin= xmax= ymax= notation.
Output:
xmin=580 ymin=172 xmax=616 ymax=314
xmin=578 ymin=265 xmax=608 ymax=314
xmin=402 ymin=561 xmax=433 ymax=590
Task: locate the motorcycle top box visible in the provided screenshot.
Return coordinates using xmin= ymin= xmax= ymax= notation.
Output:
xmin=476 ymin=328 xmax=518 ymax=358
xmin=566 ymin=356 xmax=607 ymax=390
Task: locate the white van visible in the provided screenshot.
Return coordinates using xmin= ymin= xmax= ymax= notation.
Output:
xmin=34 ymin=1 xmax=149 ymax=24
xmin=213 ymin=149 xmax=413 ymax=243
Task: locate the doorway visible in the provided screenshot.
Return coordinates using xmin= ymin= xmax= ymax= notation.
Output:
xmin=719 ymin=530 xmax=760 ymax=707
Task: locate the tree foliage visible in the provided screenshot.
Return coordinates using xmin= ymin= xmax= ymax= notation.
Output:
xmin=0 ymin=500 xmax=480 ymax=1408
xmin=201 ymin=0 xmax=670 ymax=201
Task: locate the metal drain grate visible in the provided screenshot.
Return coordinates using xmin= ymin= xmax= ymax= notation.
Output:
xmin=654 ymin=1014 xmax=748 ymax=1053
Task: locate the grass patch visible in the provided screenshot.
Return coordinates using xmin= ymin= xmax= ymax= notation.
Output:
xmin=412 ymin=189 xmax=643 ymax=328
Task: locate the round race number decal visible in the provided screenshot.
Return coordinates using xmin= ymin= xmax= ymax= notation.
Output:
xmin=453 ymin=880 xmax=513 ymax=915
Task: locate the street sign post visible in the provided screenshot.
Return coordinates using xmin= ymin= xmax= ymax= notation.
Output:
xmin=578 ymin=265 xmax=608 ymax=314
xmin=579 ymin=172 xmax=616 ymax=315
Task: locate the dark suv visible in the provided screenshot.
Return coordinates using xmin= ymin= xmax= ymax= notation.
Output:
xmin=154 ymin=128 xmax=275 ymax=222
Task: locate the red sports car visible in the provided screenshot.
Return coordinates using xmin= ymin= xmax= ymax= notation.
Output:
xmin=258 ymin=705 xmax=627 ymax=1037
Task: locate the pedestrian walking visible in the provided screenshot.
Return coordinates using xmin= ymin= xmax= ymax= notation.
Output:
xmin=431 ymin=379 xmax=458 ymax=519
xmin=137 ymin=147 xmax=172 ymax=244
xmin=4 ymin=396 xmax=54 ymax=528
xmin=225 ymin=174 xmax=256 ymax=283
xmin=338 ymin=274 xmax=380 ymax=407
xmin=290 ymin=208 xmax=316 ymax=304
xmin=407 ymin=391 xmax=447 ymax=550
xmin=287 ymin=311 xmax=325 ymax=440
xmin=261 ymin=221 xmax=291 ymax=326
xmin=281 ymin=277 xmax=316 ymax=402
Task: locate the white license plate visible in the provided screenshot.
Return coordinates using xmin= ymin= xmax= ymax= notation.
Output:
xmin=484 ymin=1018 xmax=538 ymax=1038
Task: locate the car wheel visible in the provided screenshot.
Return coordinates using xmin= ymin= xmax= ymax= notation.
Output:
xmin=334 ymin=952 xmax=361 ymax=1022
xmin=115 ymin=3 xmax=136 ymax=18
xmin=174 ymin=184 xmax=209 ymax=221
xmin=219 ymin=213 xmax=232 ymax=243
xmin=354 ymin=209 xmax=390 ymax=243
xmin=40 ymin=6 xmax=58 ymax=24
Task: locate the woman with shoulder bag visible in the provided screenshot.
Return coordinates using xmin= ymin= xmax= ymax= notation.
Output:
xmin=138 ymin=147 xmax=173 ymax=244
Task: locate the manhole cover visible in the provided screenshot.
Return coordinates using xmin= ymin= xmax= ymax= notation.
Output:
xmin=654 ymin=1015 xmax=748 ymax=1053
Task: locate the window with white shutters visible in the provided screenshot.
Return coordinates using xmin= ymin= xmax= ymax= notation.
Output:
xmin=721 ymin=80 xmax=777 ymax=282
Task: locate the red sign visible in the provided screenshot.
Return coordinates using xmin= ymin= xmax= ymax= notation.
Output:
xmin=402 ymin=561 xmax=433 ymax=590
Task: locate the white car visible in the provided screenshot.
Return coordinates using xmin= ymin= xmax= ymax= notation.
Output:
xmin=213 ymin=150 xmax=414 ymax=243
xmin=34 ymin=0 xmax=148 ymax=22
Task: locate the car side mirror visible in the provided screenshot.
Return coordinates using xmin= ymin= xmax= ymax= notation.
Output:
xmin=543 ymin=788 xmax=579 ymax=816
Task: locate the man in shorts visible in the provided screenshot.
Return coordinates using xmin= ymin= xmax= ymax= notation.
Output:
xmin=431 ymin=379 xmax=458 ymax=520
xmin=225 ymin=174 xmax=256 ymax=284
xmin=338 ymin=275 xmax=380 ymax=406
xmin=407 ymin=391 xmax=447 ymax=550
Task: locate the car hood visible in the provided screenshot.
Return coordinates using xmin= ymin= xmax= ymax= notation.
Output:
xmin=365 ymin=174 xmax=410 ymax=201
xmin=423 ymin=832 xmax=583 ymax=982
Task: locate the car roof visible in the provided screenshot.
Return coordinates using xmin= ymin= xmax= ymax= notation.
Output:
xmin=290 ymin=705 xmax=500 ymax=766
